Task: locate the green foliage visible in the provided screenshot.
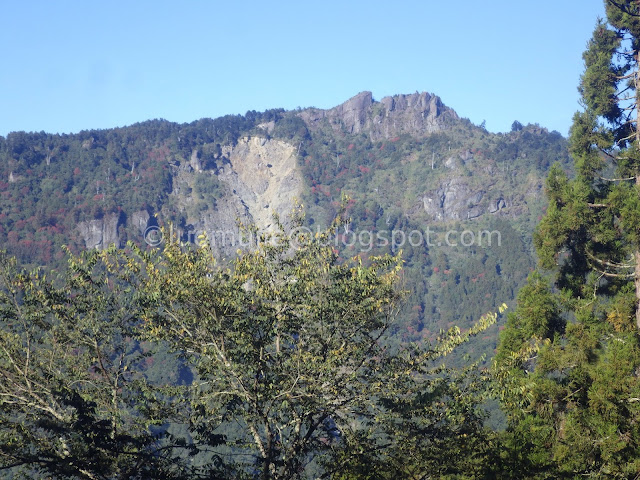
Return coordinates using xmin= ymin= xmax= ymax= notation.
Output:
xmin=0 ymin=202 xmax=503 ymax=479
xmin=494 ymin=272 xmax=563 ymax=366
xmin=0 ymin=88 xmax=584 ymax=476
xmin=0 ymin=250 xmax=222 ymax=479
xmin=136 ymin=208 xmax=404 ymax=478
xmin=0 ymin=111 xmax=286 ymax=269
xmin=132 ymin=208 xmax=501 ymax=479
xmin=271 ymin=114 xmax=310 ymax=144
xmin=494 ymin=2 xmax=640 ymax=477
xmin=295 ymin=113 xmax=568 ymax=361
xmin=0 ymin=92 xmax=570 ymax=372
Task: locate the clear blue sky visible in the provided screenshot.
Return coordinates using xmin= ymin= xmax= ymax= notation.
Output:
xmin=0 ymin=1 xmax=605 ymax=138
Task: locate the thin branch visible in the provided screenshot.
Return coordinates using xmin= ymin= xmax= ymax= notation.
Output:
xmin=616 ymin=72 xmax=638 ymax=80
xmin=598 ymin=175 xmax=635 ymax=182
xmin=586 ymin=250 xmax=635 ymax=270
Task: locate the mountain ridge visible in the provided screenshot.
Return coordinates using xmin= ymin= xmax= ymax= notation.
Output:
xmin=298 ymin=90 xmax=459 ymax=140
xmin=0 ymin=91 xmax=570 ymax=347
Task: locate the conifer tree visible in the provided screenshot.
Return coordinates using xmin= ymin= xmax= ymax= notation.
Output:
xmin=535 ymin=0 xmax=640 ymax=330
xmin=495 ymin=2 xmax=640 ymax=476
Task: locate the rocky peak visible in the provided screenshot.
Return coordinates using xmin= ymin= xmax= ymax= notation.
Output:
xmin=328 ymin=91 xmax=374 ymax=129
xmin=298 ymin=91 xmax=458 ymax=140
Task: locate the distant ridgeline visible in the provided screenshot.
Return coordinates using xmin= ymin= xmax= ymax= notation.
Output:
xmin=0 ymin=91 xmax=571 ymax=349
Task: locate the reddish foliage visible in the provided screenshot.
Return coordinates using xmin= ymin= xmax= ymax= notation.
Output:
xmin=148 ymin=145 xmax=170 ymax=162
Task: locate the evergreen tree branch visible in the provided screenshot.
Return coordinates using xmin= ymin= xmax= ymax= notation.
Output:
xmin=586 ymin=249 xmax=636 ymax=270
xmin=608 ymin=0 xmax=640 ymax=17
xmin=598 ymin=175 xmax=636 ymax=181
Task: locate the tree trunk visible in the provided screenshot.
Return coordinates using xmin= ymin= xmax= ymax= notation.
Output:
xmin=636 ymin=250 xmax=640 ymax=330
xmin=635 ymin=48 xmax=640 ymax=330
xmin=636 ymin=175 xmax=640 ymax=330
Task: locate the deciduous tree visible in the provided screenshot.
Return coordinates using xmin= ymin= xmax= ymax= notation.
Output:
xmin=0 ymin=249 xmax=216 ymax=479
xmin=136 ymin=208 xmax=499 ymax=479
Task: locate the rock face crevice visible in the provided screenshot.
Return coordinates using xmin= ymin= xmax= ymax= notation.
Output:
xmin=299 ymin=91 xmax=458 ymax=140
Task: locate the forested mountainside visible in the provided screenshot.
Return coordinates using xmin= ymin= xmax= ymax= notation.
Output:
xmin=0 ymin=91 xmax=570 ymax=349
xmin=10 ymin=1 xmax=640 ymax=478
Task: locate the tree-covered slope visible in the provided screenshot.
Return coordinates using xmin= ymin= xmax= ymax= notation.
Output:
xmin=0 ymin=92 xmax=571 ymax=350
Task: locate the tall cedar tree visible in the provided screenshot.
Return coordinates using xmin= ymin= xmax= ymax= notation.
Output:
xmin=495 ymin=1 xmax=640 ymax=477
xmin=535 ymin=0 xmax=640 ymax=329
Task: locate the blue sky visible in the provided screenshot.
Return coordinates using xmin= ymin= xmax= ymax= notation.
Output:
xmin=1 ymin=1 xmax=605 ymax=137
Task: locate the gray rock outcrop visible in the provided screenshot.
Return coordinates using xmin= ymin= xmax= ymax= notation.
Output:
xmin=77 ymin=212 xmax=123 ymax=250
xmin=421 ymin=179 xmax=486 ymax=221
xmin=298 ymin=91 xmax=458 ymax=140
xmin=131 ymin=210 xmax=151 ymax=235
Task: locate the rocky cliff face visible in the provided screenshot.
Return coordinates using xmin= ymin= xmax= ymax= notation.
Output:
xmin=76 ymin=136 xmax=302 ymax=253
xmin=410 ymin=149 xmax=543 ymax=222
xmin=298 ymin=91 xmax=459 ymax=140
xmin=413 ymin=152 xmax=504 ymax=221
xmin=419 ymin=177 xmax=507 ymax=221
xmin=217 ymin=136 xmax=302 ymax=228
xmin=166 ymin=136 xmax=302 ymax=256
xmin=77 ymin=210 xmax=155 ymax=250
